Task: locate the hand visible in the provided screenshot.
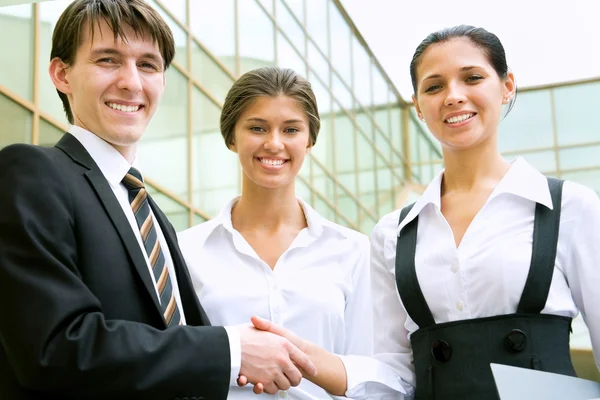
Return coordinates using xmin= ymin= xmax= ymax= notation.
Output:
xmin=251 ymin=316 xmax=310 ymax=356
xmin=239 ymin=322 xmax=317 ymax=395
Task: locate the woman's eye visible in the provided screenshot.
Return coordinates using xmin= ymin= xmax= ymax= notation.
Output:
xmin=424 ymin=84 xmax=441 ymax=93
xmin=466 ymin=75 xmax=483 ymax=82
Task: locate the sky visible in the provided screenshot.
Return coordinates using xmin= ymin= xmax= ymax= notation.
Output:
xmin=341 ymin=0 xmax=600 ymax=100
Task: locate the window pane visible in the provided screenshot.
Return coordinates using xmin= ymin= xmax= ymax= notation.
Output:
xmin=333 ymin=114 xmax=355 ymax=173
xmin=390 ymin=106 xmax=403 ymax=155
xmin=332 ymin=74 xmax=352 ymax=113
xmin=329 ymin=1 xmax=351 ymax=87
xmin=561 ymin=169 xmax=600 ymax=194
xmin=372 ymin=67 xmax=388 ymax=109
xmin=305 ymin=0 xmax=328 ymax=57
xmin=310 ymin=78 xmax=332 ymax=166
xmin=238 ymin=0 xmax=275 ymax=74
xmin=276 ymin=33 xmax=306 ymax=76
xmin=148 ymin=0 xmax=187 ymax=68
xmin=161 ymin=0 xmax=186 ymax=24
xmin=352 ymin=37 xmax=371 ymax=109
xmin=39 ymin=0 xmax=72 ymax=124
xmin=146 ymin=186 xmax=190 ymax=231
xmin=283 ymin=0 xmax=304 ymax=24
xmin=277 ymin=0 xmax=305 ymax=58
xmin=499 ymin=90 xmax=554 ymax=152
xmin=555 ymin=82 xmax=600 ymax=146
xmin=192 ymin=88 xmax=239 ymax=217
xmin=0 ymin=93 xmax=32 ymax=148
xmin=141 ymin=68 xmax=189 ymax=198
xmin=559 ymin=145 xmax=600 ymax=171
xmin=190 ymin=42 xmax=234 ymax=105
xmin=0 ymin=4 xmax=33 ymax=101
xmin=307 ymin=41 xmax=330 ymax=87
xmin=190 ymin=0 xmax=235 ymax=72
xmin=39 ymin=118 xmax=65 ymax=147
xmin=509 ymin=151 xmax=556 ymax=174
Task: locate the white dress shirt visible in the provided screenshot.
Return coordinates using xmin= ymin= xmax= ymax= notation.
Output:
xmin=68 ymin=126 xmax=240 ymax=385
xmin=363 ymin=157 xmax=600 ymax=398
xmin=178 ymin=197 xmax=388 ymax=399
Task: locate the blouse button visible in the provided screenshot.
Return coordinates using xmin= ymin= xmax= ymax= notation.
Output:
xmin=451 ymin=263 xmax=459 ymax=273
xmin=457 ymin=301 xmax=464 ymax=311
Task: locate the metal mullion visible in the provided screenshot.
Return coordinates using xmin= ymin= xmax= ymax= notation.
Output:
xmin=501 ymin=139 xmax=600 ymax=156
xmin=234 ymin=0 xmax=242 ymax=193
xmin=0 ymin=85 xmax=36 ymax=111
xmin=186 ymin=0 xmax=194 ymax=227
xmin=311 ymin=155 xmax=378 ymax=222
xmin=329 ymin=0 xmax=407 ymax=105
xmin=517 ymin=76 xmax=600 ymax=93
xmin=302 ymin=65 xmax=404 ymax=182
xmin=234 ymin=0 xmax=240 ymax=77
xmin=171 ymin=60 xmax=224 ymax=109
xmin=297 ymin=175 xmax=358 ymax=230
xmin=32 ymin=2 xmax=39 ymax=145
xmin=325 ymin=0 xmax=339 ymax=222
xmin=190 ymin=36 xmax=237 ymax=81
xmin=259 ymin=0 xmax=408 ymax=165
xmin=273 ymin=0 xmax=278 ymax=65
xmin=153 ymin=0 xmax=237 ymax=81
xmin=557 ymin=165 xmax=600 ymax=174
xmin=549 ymin=89 xmax=561 ymax=178
xmin=369 ymin=59 xmax=380 ymax=217
xmin=145 ymin=177 xmax=212 ymax=221
xmin=402 ymin=107 xmax=412 ymax=182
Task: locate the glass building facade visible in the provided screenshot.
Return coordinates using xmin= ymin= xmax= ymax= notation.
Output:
xmin=0 ymin=0 xmax=598 ymax=380
xmin=0 ymin=0 xmax=440 ymax=236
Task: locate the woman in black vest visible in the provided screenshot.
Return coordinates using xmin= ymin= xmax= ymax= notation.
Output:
xmin=246 ymin=25 xmax=600 ymax=399
xmin=366 ymin=25 xmax=600 ymax=399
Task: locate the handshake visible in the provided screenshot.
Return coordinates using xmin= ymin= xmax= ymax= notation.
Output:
xmin=237 ymin=316 xmax=319 ymax=395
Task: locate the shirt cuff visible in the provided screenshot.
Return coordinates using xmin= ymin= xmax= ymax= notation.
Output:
xmin=224 ymin=326 xmax=241 ymax=386
xmin=338 ymin=354 xmax=407 ymax=398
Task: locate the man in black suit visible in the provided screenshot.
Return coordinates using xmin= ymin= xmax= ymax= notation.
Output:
xmin=0 ymin=1 xmax=315 ymax=398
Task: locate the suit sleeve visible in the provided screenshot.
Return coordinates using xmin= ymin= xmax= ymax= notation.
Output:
xmin=0 ymin=144 xmax=230 ymax=399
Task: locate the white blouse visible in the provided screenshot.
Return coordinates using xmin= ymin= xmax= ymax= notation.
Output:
xmin=178 ymin=197 xmax=379 ymax=399
xmin=366 ymin=157 xmax=600 ymax=398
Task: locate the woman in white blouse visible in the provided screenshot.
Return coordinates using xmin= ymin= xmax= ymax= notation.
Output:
xmin=178 ymin=66 xmax=377 ymax=399
xmin=369 ymin=25 xmax=600 ymax=399
xmin=251 ymin=26 xmax=600 ymax=399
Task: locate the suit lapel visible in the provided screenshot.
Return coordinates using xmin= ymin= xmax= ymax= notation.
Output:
xmin=55 ymin=134 xmax=164 ymax=322
xmin=149 ymin=197 xmax=211 ymax=327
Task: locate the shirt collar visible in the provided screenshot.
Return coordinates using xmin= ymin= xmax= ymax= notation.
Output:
xmin=68 ymin=125 xmax=141 ymax=187
xmin=397 ymin=157 xmax=553 ymax=235
xmin=208 ymin=196 xmax=344 ymax=239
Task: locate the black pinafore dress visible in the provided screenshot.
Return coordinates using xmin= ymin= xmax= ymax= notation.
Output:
xmin=395 ymin=177 xmax=576 ymax=399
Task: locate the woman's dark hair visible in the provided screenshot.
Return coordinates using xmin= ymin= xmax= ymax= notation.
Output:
xmin=410 ymin=25 xmax=516 ymax=115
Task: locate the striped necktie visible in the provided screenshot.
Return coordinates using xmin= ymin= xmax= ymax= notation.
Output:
xmin=122 ymin=167 xmax=181 ymax=327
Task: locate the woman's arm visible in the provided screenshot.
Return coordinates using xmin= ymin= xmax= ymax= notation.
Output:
xmin=561 ymin=183 xmax=600 ymax=369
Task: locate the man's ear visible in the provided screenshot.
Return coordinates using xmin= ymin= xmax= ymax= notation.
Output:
xmin=49 ymin=57 xmax=72 ymax=95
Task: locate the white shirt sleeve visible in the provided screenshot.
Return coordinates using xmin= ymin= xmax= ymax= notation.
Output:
xmin=337 ymin=221 xmax=412 ymax=399
xmin=560 ymin=184 xmax=600 ymax=369
xmin=371 ymin=214 xmax=416 ymax=396
xmin=224 ymin=326 xmax=242 ymax=386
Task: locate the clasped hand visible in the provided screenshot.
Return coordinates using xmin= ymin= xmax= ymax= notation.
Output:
xmin=238 ymin=316 xmax=315 ymax=395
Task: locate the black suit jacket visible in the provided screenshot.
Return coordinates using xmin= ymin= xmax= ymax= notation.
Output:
xmin=0 ymin=134 xmax=230 ymax=399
